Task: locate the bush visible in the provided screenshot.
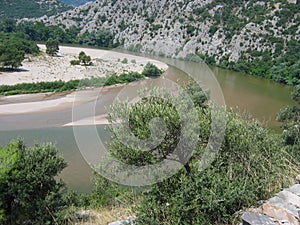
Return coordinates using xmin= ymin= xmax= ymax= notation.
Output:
xmin=70 ymin=59 xmax=80 ymax=65
xmin=105 ymin=87 xmax=297 ymax=225
xmin=134 ymin=109 xmax=297 ymax=224
xmin=0 ymin=139 xmax=70 ymax=224
xmin=142 ymin=63 xmax=163 ymax=77
xmin=121 ymin=58 xmax=128 ymax=64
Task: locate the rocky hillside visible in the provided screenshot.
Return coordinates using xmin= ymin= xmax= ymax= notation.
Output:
xmin=61 ymin=0 xmax=94 ymax=7
xmin=35 ymin=0 xmax=299 ymax=62
xmin=0 ymin=0 xmax=72 ymax=19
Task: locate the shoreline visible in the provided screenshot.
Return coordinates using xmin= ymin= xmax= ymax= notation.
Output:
xmin=0 ymin=45 xmax=168 ymax=118
xmin=0 ymin=44 xmax=168 ymax=85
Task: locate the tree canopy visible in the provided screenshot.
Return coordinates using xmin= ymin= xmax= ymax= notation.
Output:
xmin=0 ymin=32 xmax=39 ymax=69
xmin=0 ymin=139 xmax=69 ymax=224
xmin=104 ymin=86 xmax=298 ymax=224
xmin=46 ymin=39 xmax=59 ymax=56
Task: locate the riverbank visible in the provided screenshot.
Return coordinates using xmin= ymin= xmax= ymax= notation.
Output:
xmin=0 ymin=44 xmax=168 ymax=85
xmin=0 ymin=45 xmax=168 ymax=115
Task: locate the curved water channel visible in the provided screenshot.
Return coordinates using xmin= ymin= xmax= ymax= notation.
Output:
xmin=0 ymin=54 xmax=294 ymax=192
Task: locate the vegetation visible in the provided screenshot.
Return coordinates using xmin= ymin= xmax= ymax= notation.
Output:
xmin=0 ymin=0 xmax=72 ymax=19
xmin=192 ymin=0 xmax=300 ymax=86
xmin=0 ymin=32 xmax=39 ymax=69
xmin=0 ymin=85 xmax=298 ymax=224
xmin=0 ymin=64 xmax=162 ymax=95
xmin=0 ymin=139 xmax=72 ymax=224
xmin=142 ymin=62 xmax=163 ymax=77
xmin=46 ymin=39 xmax=59 ymax=56
xmin=277 ymin=85 xmax=300 ymax=161
xmin=70 ymin=51 xmax=92 ymax=66
xmin=0 ymin=19 xmax=119 ymax=49
xmin=104 ymin=72 xmax=145 ymax=86
xmin=99 ymin=86 xmax=298 ymax=224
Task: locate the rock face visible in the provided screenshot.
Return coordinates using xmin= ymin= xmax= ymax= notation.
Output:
xmin=32 ymin=0 xmax=299 ymax=62
xmin=242 ymin=184 xmax=300 ymax=225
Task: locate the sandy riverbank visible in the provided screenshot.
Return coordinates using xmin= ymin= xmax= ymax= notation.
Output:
xmin=0 ymin=44 xmax=168 ymax=85
xmin=0 ymin=45 xmax=168 ymax=118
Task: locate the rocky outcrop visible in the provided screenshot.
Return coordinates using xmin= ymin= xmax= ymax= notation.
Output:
xmin=242 ymin=183 xmax=300 ymax=225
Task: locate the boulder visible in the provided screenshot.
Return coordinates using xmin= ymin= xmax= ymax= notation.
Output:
xmin=261 ymin=203 xmax=299 ymax=225
xmin=242 ymin=212 xmax=277 ymax=225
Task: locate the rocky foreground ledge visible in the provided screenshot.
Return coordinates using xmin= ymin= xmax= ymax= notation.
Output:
xmin=242 ymin=178 xmax=300 ymax=225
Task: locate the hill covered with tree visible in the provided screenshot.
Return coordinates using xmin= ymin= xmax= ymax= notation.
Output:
xmin=0 ymin=0 xmax=72 ymax=19
xmin=61 ymin=0 xmax=94 ymax=7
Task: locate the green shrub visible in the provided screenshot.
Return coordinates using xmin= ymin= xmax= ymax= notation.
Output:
xmin=70 ymin=59 xmax=80 ymax=65
xmin=142 ymin=63 xmax=163 ymax=77
xmin=133 ymin=109 xmax=297 ymax=224
xmin=0 ymin=139 xmax=70 ymax=224
xmin=121 ymin=58 xmax=128 ymax=64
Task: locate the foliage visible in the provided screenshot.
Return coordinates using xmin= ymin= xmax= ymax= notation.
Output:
xmin=0 ymin=19 xmax=119 ymax=49
xmin=46 ymin=39 xmax=59 ymax=56
xmin=78 ymin=51 xmax=92 ymax=66
xmin=0 ymin=0 xmax=71 ymax=19
xmin=77 ymin=29 xmax=119 ymax=48
xmin=70 ymin=59 xmax=80 ymax=66
xmin=142 ymin=63 xmax=163 ymax=77
xmin=0 ymin=32 xmax=39 ymax=69
xmin=121 ymin=58 xmax=128 ymax=64
xmin=0 ymin=139 xmax=70 ymax=224
xmin=70 ymin=51 xmax=92 ymax=66
xmin=135 ymin=109 xmax=297 ymax=224
xmin=277 ymin=85 xmax=300 ymax=161
xmin=108 ymin=95 xmax=181 ymax=166
xmin=80 ymin=173 xmax=135 ymax=209
xmin=105 ymin=87 xmax=297 ymax=224
xmin=104 ymin=72 xmax=145 ymax=86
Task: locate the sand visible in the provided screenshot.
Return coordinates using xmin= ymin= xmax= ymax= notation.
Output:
xmin=0 ymin=45 xmax=168 ymax=119
xmin=0 ymin=44 xmax=168 ymax=85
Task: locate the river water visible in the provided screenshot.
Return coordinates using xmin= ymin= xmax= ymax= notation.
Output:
xmin=0 ymin=58 xmax=294 ymax=192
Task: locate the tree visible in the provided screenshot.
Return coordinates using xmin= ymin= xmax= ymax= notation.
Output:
xmin=105 ymin=87 xmax=297 ymax=224
xmin=0 ymin=45 xmax=24 ymax=69
xmin=46 ymin=39 xmax=59 ymax=56
xmin=133 ymin=109 xmax=297 ymax=224
xmin=0 ymin=139 xmax=68 ymax=224
xmin=142 ymin=63 xmax=163 ymax=77
xmin=78 ymin=51 xmax=92 ymax=66
xmin=0 ymin=32 xmax=39 ymax=69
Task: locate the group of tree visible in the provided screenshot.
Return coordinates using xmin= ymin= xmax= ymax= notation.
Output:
xmin=0 ymin=0 xmax=71 ymax=19
xmin=0 ymin=32 xmax=39 ymax=69
xmin=0 ymin=19 xmax=118 ymax=48
xmin=70 ymin=51 xmax=92 ymax=66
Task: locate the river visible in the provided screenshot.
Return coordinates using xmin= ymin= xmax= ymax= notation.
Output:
xmin=0 ymin=57 xmax=294 ymax=192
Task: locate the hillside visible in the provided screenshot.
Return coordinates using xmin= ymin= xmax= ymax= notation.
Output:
xmin=0 ymin=0 xmax=72 ymax=19
xmin=61 ymin=0 xmax=94 ymax=7
xmin=36 ymin=0 xmax=299 ymax=60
